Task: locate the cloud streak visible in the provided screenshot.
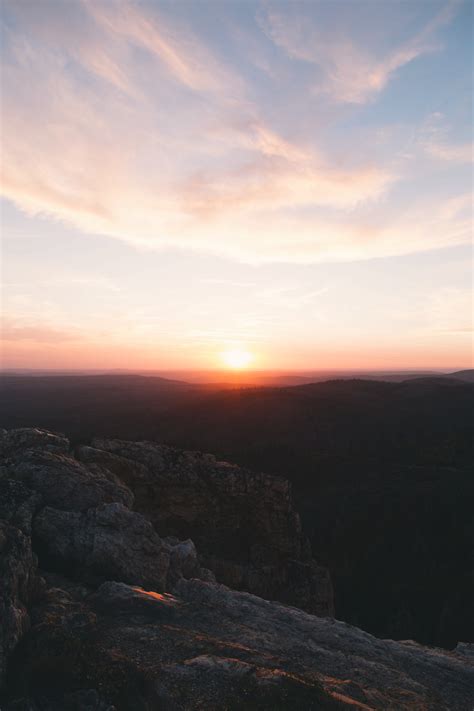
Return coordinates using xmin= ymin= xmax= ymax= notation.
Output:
xmin=425 ymin=141 xmax=473 ymax=163
xmin=1 ymin=319 xmax=82 ymax=343
xmin=84 ymin=0 xmax=244 ymax=96
xmin=259 ymin=1 xmax=459 ymax=104
xmin=0 ymin=0 xmax=470 ymax=265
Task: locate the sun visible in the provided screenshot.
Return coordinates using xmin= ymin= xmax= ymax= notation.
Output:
xmin=221 ymin=348 xmax=253 ymax=370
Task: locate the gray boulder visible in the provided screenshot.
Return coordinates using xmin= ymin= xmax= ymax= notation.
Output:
xmin=0 ymin=428 xmax=69 ymax=458
xmin=33 ymin=503 xmax=212 ymax=592
xmin=34 ymin=503 xmax=171 ymax=591
xmin=2 ymin=449 xmax=133 ymax=512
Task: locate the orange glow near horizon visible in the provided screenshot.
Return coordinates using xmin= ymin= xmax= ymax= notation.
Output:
xmin=1 ymin=335 xmax=472 ymax=374
xmin=220 ymin=348 xmax=254 ymax=370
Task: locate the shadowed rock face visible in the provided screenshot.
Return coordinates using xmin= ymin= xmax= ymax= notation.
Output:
xmin=34 ymin=503 xmax=172 ymax=591
xmin=33 ymin=503 xmax=209 ymax=592
xmin=77 ymin=438 xmax=334 ymax=616
xmin=0 ymin=481 xmax=43 ymax=688
xmin=0 ymin=479 xmax=42 ymax=536
xmin=1 ymin=428 xmax=473 ymax=710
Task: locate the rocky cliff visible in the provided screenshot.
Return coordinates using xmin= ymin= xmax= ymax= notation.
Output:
xmin=76 ymin=436 xmax=333 ymax=616
xmin=1 ymin=427 xmax=473 ymax=710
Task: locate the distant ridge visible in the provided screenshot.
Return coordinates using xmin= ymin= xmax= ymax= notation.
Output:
xmin=449 ymin=369 xmax=474 ymax=382
xmin=2 ymin=368 xmax=472 ymax=386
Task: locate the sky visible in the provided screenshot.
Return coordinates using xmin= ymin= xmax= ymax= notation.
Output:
xmin=1 ymin=0 xmax=472 ymax=372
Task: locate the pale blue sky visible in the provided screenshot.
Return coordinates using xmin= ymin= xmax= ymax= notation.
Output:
xmin=1 ymin=0 xmax=472 ymax=370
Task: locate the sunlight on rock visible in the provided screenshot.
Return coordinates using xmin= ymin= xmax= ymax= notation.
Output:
xmin=131 ymin=587 xmax=178 ymax=606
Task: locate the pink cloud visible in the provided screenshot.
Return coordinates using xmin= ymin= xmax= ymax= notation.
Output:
xmin=259 ymin=1 xmax=459 ymax=104
xmin=0 ymin=0 xmax=469 ymax=265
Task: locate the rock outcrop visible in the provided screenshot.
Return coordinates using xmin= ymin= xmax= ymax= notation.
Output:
xmin=77 ymin=438 xmax=334 ymax=615
xmin=0 ymin=427 xmax=70 ymax=458
xmin=1 ymin=448 xmax=133 ymax=512
xmin=34 ymin=503 xmax=209 ymax=591
xmin=5 ymin=578 xmax=474 ymax=710
xmin=1 ymin=427 xmax=473 ymax=710
xmin=34 ymin=503 xmax=171 ymax=590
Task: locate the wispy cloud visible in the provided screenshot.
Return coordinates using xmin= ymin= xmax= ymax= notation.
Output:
xmin=425 ymin=286 xmax=474 ymax=335
xmin=256 ymin=285 xmax=331 ymax=310
xmin=84 ymin=0 xmax=244 ymax=96
xmin=0 ymin=0 xmax=399 ymax=263
xmin=259 ymin=1 xmax=459 ymax=104
xmin=1 ymin=318 xmax=82 ymax=343
xmin=0 ymin=0 xmax=469 ymax=266
xmin=425 ymin=141 xmax=473 ymax=163
xmin=419 ymin=111 xmax=473 ymax=164
xmin=179 ymin=157 xmax=394 ymax=217
xmin=437 ymin=193 xmax=472 ymax=220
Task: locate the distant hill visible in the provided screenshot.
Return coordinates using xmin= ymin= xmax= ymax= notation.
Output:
xmin=3 ymin=367 xmax=469 ymax=386
xmin=449 ymin=369 xmax=474 ymax=382
xmin=0 ymin=374 xmax=205 ymax=438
